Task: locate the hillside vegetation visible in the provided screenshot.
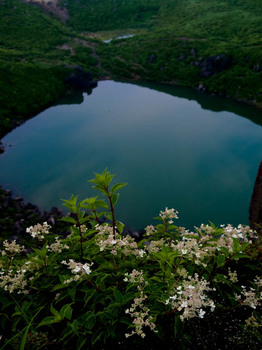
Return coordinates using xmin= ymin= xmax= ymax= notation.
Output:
xmin=0 ymin=0 xmax=262 ymax=137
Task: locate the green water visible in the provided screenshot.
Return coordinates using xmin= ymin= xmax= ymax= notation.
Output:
xmin=1 ymin=80 xmax=262 ymax=230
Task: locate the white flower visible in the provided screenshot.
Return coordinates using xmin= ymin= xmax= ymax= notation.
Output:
xmin=72 ymin=266 xmax=81 ymax=273
xmin=181 ymin=301 xmax=188 ymax=308
xmin=82 ymin=264 xmax=92 ymax=275
xmin=198 ymin=309 xmax=206 ymax=318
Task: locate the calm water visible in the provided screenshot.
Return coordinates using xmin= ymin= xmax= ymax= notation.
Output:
xmin=1 ymin=80 xmax=262 ymax=230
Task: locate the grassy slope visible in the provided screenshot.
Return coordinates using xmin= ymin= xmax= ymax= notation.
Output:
xmin=93 ymin=0 xmax=262 ymax=106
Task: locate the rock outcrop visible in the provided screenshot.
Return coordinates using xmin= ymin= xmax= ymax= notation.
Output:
xmin=64 ymin=66 xmax=98 ymax=91
xmin=200 ymin=54 xmax=231 ymax=78
xmin=249 ymin=161 xmax=262 ymax=235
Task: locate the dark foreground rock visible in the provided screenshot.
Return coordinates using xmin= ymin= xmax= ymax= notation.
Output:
xmin=249 ymin=160 xmax=262 ymax=236
xmin=0 ymin=141 xmax=4 ymax=154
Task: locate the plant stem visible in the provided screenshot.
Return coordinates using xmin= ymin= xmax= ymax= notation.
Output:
xmin=75 ymin=213 xmax=83 ymax=258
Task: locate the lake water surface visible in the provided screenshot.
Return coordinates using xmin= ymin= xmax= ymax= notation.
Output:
xmin=1 ymin=80 xmax=262 ymax=230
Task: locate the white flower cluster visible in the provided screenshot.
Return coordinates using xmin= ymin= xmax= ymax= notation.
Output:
xmin=195 ymin=223 xmax=256 ymax=251
xmin=159 ymin=207 xmax=179 ymax=224
xmin=195 ymin=224 xmax=214 ymax=235
xmin=124 ymin=269 xmax=148 ymax=289
xmin=1 ymin=240 xmax=25 ymax=256
xmin=47 ymin=237 xmax=69 ymax=253
xmin=171 ymin=236 xmax=209 ymax=266
xmin=222 ymin=224 xmax=257 ymax=242
xmin=125 ymin=292 xmax=157 ymax=338
xmin=176 ymin=223 xmax=256 ymax=263
xmin=26 ymin=222 xmax=51 ymax=240
xmin=145 ymin=225 xmax=156 ymax=236
xmin=145 ymin=238 xmax=166 ymax=254
xmin=245 ymin=314 xmax=261 ymax=328
xmin=165 ymin=274 xmax=216 ymax=321
xmin=61 ymin=259 xmax=92 ymax=284
xmin=95 ymin=224 xmax=145 ymax=257
xmin=124 ymin=269 xmax=156 ymax=338
xmin=235 ymin=279 xmax=262 ymax=309
xmin=21 ymin=258 xmax=41 ymax=273
xmin=0 ymin=268 xmax=28 ymax=294
xmin=228 ymin=268 xmax=238 ymax=283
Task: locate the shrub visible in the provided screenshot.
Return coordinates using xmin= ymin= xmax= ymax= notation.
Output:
xmin=0 ymin=170 xmax=261 ymax=349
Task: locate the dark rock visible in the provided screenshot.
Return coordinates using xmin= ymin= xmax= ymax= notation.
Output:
xmin=13 ymin=221 xmax=24 ymax=235
xmin=0 ymin=141 xmax=4 ymax=154
xmin=124 ymin=228 xmax=140 ymax=239
xmin=146 ymin=54 xmax=156 ymax=64
xmin=0 ymin=186 xmax=65 ymax=243
xmin=178 ymin=54 xmax=186 ymax=61
xmin=193 ymin=61 xmax=201 ymax=67
xmin=249 ymin=161 xmax=262 ymax=236
xmin=65 ymin=66 xmax=97 ymax=90
xmin=200 ymin=54 xmax=231 ymax=78
xmin=197 ymin=84 xmax=207 ymax=92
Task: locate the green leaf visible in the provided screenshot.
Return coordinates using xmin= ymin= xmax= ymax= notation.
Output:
xmin=62 ymin=195 xmax=79 ymax=213
xmin=76 ymin=336 xmax=87 ymax=350
xmin=68 ymin=286 xmax=76 ymax=302
xmin=216 ymin=254 xmax=226 ymax=267
xmin=89 ymin=169 xmax=115 ymax=188
xmin=116 ymin=220 xmax=125 ymax=234
xmin=38 ymin=316 xmax=61 ymax=327
xmin=111 ymin=182 xmax=127 ymax=193
xmin=91 ymin=330 xmax=103 ymax=345
xmin=231 ymin=253 xmax=251 ymax=260
xmin=84 ymin=289 xmax=96 ymax=306
xmin=60 ymin=304 xmax=73 ymax=320
xmin=232 ymin=237 xmax=241 ymax=253
xmin=81 ymin=312 xmax=96 ymax=329
xmin=218 ymin=247 xmax=230 ymax=257
xmin=50 ymin=304 xmax=60 ymax=317
xmin=60 ymin=216 xmax=76 ymax=224
xmin=113 ymin=289 xmax=123 ymax=303
xmin=111 ymin=193 xmax=119 ymax=207
xmin=70 ymin=319 xmax=79 ymax=336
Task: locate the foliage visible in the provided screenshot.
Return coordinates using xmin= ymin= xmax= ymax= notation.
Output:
xmin=64 ymin=0 xmax=162 ymax=31
xmin=0 ymin=170 xmax=262 ymax=349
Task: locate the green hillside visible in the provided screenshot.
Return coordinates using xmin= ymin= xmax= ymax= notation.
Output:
xmin=0 ymin=0 xmax=100 ymax=137
xmin=0 ymin=0 xmax=262 ymax=138
xmin=94 ymin=0 xmax=262 ymax=106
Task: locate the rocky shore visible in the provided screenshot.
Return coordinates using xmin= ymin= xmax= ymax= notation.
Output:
xmin=0 ymin=186 xmax=66 ymax=243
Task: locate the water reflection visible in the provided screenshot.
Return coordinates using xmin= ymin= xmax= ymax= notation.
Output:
xmin=53 ymin=80 xmax=262 ymax=127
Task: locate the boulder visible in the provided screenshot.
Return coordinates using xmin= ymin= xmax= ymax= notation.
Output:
xmin=197 ymin=84 xmax=207 ymax=92
xmin=200 ymin=54 xmax=231 ymax=78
